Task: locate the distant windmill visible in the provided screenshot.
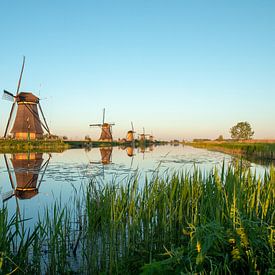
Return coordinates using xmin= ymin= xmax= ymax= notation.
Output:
xmin=3 ymin=57 xmax=51 ymax=139
xmin=90 ymin=108 xmax=115 ymax=142
xmin=139 ymin=127 xmax=146 ymax=142
xmin=126 ymin=122 xmax=135 ymax=142
xmin=138 ymin=127 xmax=150 ymax=142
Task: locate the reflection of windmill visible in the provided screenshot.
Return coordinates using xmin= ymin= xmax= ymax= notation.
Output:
xmin=100 ymin=147 xmax=113 ymax=165
xmin=89 ymin=147 xmax=113 ymax=179
xmin=3 ymin=57 xmax=51 ymax=139
xmin=126 ymin=146 xmax=135 ymax=157
xmin=2 ymin=152 xmax=51 ymax=202
xmin=90 ymin=108 xmax=115 ymax=142
xmin=126 ymin=122 xmax=136 ymax=142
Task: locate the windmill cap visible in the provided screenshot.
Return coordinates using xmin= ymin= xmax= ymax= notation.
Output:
xmin=16 ymin=92 xmax=39 ymax=103
xmin=102 ymin=123 xmax=110 ymax=127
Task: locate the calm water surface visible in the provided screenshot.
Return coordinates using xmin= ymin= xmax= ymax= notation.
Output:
xmin=0 ymin=145 xmax=269 ymax=223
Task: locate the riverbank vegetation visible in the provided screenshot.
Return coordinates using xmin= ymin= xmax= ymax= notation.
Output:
xmin=0 ymin=163 xmax=274 ymax=274
xmin=188 ymin=141 xmax=275 ymax=164
xmin=0 ymin=139 xmax=69 ymax=153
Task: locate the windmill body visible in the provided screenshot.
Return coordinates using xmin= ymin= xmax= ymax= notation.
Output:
xmin=126 ymin=122 xmax=135 ymax=142
xmin=99 ymin=123 xmax=113 ymax=142
xmin=139 ymin=134 xmax=146 ymax=141
xmin=10 ymin=92 xmax=44 ymax=139
xmin=126 ymin=131 xmax=134 ymax=142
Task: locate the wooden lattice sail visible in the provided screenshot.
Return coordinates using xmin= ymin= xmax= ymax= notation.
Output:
xmin=3 ymin=57 xmax=51 ymax=139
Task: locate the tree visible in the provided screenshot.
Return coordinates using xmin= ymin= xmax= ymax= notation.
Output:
xmin=230 ymin=121 xmax=254 ymax=140
xmin=216 ymin=135 xmax=224 ymax=141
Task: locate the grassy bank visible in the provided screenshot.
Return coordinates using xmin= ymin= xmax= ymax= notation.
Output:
xmin=65 ymin=140 xmax=169 ymax=149
xmin=0 ymin=164 xmax=274 ymax=274
xmin=0 ymin=139 xmax=69 ymax=153
xmin=188 ymin=141 xmax=275 ymax=163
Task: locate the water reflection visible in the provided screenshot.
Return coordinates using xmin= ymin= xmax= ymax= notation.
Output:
xmin=2 ymin=152 xmax=50 ymax=202
xmin=126 ymin=146 xmax=134 ymax=157
xmin=0 ymin=145 xmax=270 ymax=222
xmin=99 ymin=147 xmax=113 ymax=165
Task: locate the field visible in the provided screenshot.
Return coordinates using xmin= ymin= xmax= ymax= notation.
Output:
xmin=0 ymin=163 xmax=274 ymax=274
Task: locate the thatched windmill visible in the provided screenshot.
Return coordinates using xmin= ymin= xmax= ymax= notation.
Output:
xmin=126 ymin=122 xmax=135 ymax=142
xmin=90 ymin=108 xmax=115 ymax=142
xmin=3 ymin=57 xmax=51 ymax=139
xmin=2 ymin=152 xmax=51 ymax=202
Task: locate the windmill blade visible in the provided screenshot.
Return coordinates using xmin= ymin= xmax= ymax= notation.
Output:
xmin=143 ymin=127 xmax=145 ymax=135
xmin=16 ymin=56 xmax=25 ymax=96
xmin=130 ymin=155 xmax=134 ymax=168
xmin=90 ymin=124 xmax=102 ymax=127
xmin=38 ymin=102 xmax=51 ymax=135
xmin=4 ymin=57 xmax=25 ymax=138
xmin=4 ymin=102 xmax=17 ymax=138
xmin=131 ymin=121 xmax=134 ymax=132
xmin=2 ymin=90 xmax=15 ymax=101
xmin=2 ymin=190 xmax=15 ymax=202
xmin=102 ymin=108 xmax=105 ymax=124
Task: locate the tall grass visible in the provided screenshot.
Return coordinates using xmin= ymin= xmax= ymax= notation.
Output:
xmin=0 ymin=164 xmax=274 ymax=274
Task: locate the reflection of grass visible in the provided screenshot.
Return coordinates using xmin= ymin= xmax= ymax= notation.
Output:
xmin=0 ymin=139 xmax=69 ymax=153
xmin=0 ymin=165 xmax=274 ymax=273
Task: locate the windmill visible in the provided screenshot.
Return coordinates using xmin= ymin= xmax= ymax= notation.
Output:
xmin=149 ymin=134 xmax=154 ymax=143
xmin=126 ymin=122 xmax=135 ymax=142
xmin=2 ymin=152 xmax=51 ymax=203
xmin=90 ymin=108 xmax=115 ymax=142
xmin=3 ymin=57 xmax=51 ymax=139
xmin=138 ymin=127 xmax=146 ymax=142
xmin=138 ymin=127 xmax=150 ymax=142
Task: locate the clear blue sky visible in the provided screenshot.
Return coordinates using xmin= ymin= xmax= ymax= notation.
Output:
xmin=0 ymin=0 xmax=274 ymax=140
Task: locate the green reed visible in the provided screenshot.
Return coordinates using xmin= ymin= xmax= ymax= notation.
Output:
xmin=0 ymin=164 xmax=274 ymax=274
